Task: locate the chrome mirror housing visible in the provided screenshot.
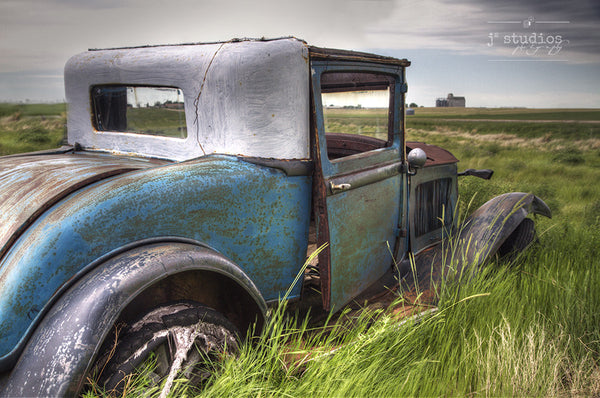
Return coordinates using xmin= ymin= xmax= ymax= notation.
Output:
xmin=407 ymin=148 xmax=427 ymax=175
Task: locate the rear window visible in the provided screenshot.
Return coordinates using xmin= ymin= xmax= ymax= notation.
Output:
xmin=91 ymin=85 xmax=187 ymax=139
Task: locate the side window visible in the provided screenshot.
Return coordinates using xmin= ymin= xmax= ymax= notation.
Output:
xmin=320 ymin=72 xmax=394 ymax=159
xmin=91 ymin=85 xmax=187 ymax=139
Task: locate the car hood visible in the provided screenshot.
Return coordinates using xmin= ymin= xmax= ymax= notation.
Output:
xmin=0 ymin=150 xmax=167 ymax=261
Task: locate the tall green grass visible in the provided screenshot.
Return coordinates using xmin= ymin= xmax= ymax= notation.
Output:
xmin=95 ymin=224 xmax=599 ymax=397
xmin=86 ymin=219 xmax=600 ymax=396
xmin=187 ymin=226 xmax=598 ymax=397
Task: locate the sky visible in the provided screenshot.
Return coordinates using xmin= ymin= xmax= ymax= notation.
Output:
xmin=0 ymin=0 xmax=598 ymax=108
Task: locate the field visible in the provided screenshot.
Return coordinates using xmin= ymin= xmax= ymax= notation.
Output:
xmin=0 ymin=103 xmax=66 ymax=155
xmin=408 ymin=107 xmax=600 ymax=141
xmin=124 ymin=107 xmax=187 ymax=138
xmin=2 ymin=104 xmax=600 ymax=396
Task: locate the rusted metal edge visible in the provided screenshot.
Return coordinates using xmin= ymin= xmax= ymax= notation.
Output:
xmin=309 ymin=46 xmax=411 ymax=67
xmin=70 ymin=146 xmax=176 ymax=165
xmin=89 ymin=36 xmax=307 ymax=52
xmin=0 ymin=146 xmax=74 ymax=158
xmin=308 ymin=88 xmax=333 ymax=311
xmin=325 ymin=133 xmax=388 ymax=158
xmin=0 ymin=168 xmax=139 ymax=263
xmin=239 ymin=157 xmax=314 ymax=177
xmin=406 ymin=142 xmax=459 ymax=166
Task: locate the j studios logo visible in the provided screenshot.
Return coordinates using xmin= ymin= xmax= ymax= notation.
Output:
xmin=486 ymin=16 xmax=570 ymax=58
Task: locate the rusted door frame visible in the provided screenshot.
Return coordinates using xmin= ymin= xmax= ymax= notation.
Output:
xmin=309 ymin=59 xmax=408 ymax=311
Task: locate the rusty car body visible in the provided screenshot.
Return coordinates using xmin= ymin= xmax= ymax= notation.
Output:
xmin=0 ymin=37 xmax=550 ymax=396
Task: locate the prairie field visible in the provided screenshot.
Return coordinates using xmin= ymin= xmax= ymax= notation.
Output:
xmin=0 ymin=103 xmax=66 ymax=155
xmin=2 ymin=104 xmax=600 ymax=396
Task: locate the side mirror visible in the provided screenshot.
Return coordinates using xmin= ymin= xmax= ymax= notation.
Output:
xmin=407 ymin=148 xmax=427 ymax=175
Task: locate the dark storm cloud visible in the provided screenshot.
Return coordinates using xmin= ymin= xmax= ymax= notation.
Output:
xmin=478 ymin=0 xmax=600 ymax=19
xmin=367 ymin=0 xmax=599 ymax=63
xmin=479 ymin=0 xmax=600 ymax=58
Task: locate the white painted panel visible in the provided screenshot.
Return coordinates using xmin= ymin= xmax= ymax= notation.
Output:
xmin=65 ymin=38 xmax=310 ymax=161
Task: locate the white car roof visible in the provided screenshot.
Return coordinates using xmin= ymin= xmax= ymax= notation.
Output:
xmin=65 ymin=37 xmax=310 ymax=161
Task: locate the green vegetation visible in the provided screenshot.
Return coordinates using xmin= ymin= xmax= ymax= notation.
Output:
xmin=324 ymin=107 xmax=389 ymax=140
xmin=408 ymin=119 xmax=599 ymax=141
xmin=88 ymin=225 xmax=600 ymax=397
xmin=0 ymin=103 xmax=66 ymax=155
xmin=3 ymin=104 xmax=600 ymax=396
xmin=0 ymin=102 xmax=66 ymax=117
xmin=407 ymin=107 xmax=600 ymax=141
xmin=126 ymin=107 xmax=187 ymax=138
xmin=407 ymin=107 xmax=600 ymax=120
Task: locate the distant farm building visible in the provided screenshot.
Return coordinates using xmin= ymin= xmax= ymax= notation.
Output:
xmin=436 ymin=93 xmax=466 ymax=107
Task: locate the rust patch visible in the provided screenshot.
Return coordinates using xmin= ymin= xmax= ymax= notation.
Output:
xmin=0 ymin=153 xmax=166 ymax=262
xmin=406 ymin=142 xmax=458 ymax=166
xmin=310 ymin=89 xmax=332 ymax=311
xmin=309 ymin=46 xmax=410 ymax=67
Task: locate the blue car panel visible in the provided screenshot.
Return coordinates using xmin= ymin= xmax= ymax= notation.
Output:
xmin=0 ymin=155 xmax=311 ymax=365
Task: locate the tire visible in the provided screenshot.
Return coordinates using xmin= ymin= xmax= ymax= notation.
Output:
xmin=498 ymin=218 xmax=536 ymax=258
xmin=94 ymin=301 xmax=239 ymax=395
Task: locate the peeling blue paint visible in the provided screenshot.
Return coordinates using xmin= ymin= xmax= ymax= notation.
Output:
xmin=0 ymin=154 xmax=311 ymax=364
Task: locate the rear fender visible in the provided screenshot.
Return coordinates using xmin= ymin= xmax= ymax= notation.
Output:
xmin=454 ymin=192 xmax=551 ymax=267
xmin=1 ymin=242 xmax=266 ymax=397
xmin=0 ymin=154 xmax=311 ymax=372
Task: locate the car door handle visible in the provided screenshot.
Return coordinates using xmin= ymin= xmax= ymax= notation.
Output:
xmin=329 ymin=181 xmax=352 ymax=194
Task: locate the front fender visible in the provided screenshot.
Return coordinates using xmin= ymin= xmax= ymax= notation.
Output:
xmin=403 ymin=192 xmax=551 ymax=295
xmin=455 ymin=192 xmax=551 ymax=267
xmin=0 ymin=242 xmax=266 ymax=397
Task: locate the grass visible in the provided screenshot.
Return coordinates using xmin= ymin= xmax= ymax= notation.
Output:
xmin=408 ymin=118 xmax=599 ymax=141
xmin=89 ymin=226 xmax=600 ymax=397
xmin=0 ymin=103 xmax=66 ymax=155
xmin=407 ymin=107 xmax=600 ymax=121
xmin=126 ymin=107 xmax=187 ymax=138
xmin=0 ymin=102 xmax=66 ymax=117
xmin=323 ymin=107 xmax=389 ymax=140
xmin=407 ymin=107 xmax=600 ymax=142
xmin=3 ymin=104 xmax=600 ymax=396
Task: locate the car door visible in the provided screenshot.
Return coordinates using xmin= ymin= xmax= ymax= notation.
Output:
xmin=311 ymin=60 xmax=408 ymax=311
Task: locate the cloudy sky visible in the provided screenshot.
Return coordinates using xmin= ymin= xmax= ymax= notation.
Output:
xmin=0 ymin=0 xmax=598 ymax=107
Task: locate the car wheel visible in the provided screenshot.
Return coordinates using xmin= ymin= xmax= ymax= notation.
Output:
xmin=498 ymin=218 xmax=536 ymax=258
xmin=94 ymin=300 xmax=239 ymax=395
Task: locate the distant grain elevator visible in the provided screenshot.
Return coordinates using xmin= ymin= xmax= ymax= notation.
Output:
xmin=436 ymin=93 xmax=465 ymax=107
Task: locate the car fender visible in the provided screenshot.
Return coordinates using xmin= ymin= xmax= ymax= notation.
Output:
xmin=452 ymin=192 xmax=551 ymax=267
xmin=402 ymin=192 xmax=551 ymax=293
xmin=0 ymin=154 xmax=311 ymax=373
xmin=0 ymin=241 xmax=266 ymax=397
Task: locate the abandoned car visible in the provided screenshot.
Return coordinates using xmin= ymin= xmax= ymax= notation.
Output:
xmin=0 ymin=37 xmax=551 ymax=396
